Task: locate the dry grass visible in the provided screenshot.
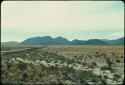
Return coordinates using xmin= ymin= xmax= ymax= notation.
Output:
xmin=1 ymin=45 xmax=124 ymax=84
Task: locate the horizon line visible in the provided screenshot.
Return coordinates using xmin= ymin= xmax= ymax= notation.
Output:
xmin=1 ymin=35 xmax=124 ymax=42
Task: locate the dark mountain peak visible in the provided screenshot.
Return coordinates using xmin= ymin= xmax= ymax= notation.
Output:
xmin=27 ymin=36 xmax=53 ymax=40
xmin=54 ymin=36 xmax=69 ymax=44
xmin=88 ymin=39 xmax=100 ymax=41
xmin=55 ymin=36 xmax=68 ymax=40
xmin=26 ymin=36 xmax=41 ymax=40
xmin=21 ymin=36 xmax=53 ymax=45
xmin=72 ymin=39 xmax=79 ymax=41
xmin=85 ymin=39 xmax=109 ymax=45
xmin=42 ymin=36 xmax=53 ymax=39
xmin=55 ymin=36 xmax=63 ymax=38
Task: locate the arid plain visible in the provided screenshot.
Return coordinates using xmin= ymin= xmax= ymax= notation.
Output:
xmin=1 ymin=45 xmax=124 ymax=84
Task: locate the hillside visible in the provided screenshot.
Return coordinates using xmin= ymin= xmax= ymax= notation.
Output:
xmin=1 ymin=36 xmax=124 ymax=45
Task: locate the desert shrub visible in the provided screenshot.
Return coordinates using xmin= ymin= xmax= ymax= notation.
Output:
xmin=17 ymin=62 xmax=28 ymax=71
xmin=46 ymin=59 xmax=51 ymax=63
xmin=101 ymin=79 xmax=107 ymax=84
xmin=89 ymin=61 xmax=97 ymax=68
xmin=120 ymin=55 xmax=123 ymax=58
xmin=95 ymin=52 xmax=101 ymax=58
xmin=116 ymin=59 xmax=120 ymax=63
xmin=92 ymin=61 xmax=97 ymax=66
xmin=111 ymin=52 xmax=115 ymax=56
xmin=55 ymin=64 xmax=59 ymax=67
xmin=63 ymin=72 xmax=70 ymax=80
xmin=100 ymin=66 xmax=112 ymax=71
xmin=114 ymin=74 xmax=121 ymax=79
xmin=105 ymin=57 xmax=113 ymax=67
xmin=100 ymin=66 xmax=107 ymax=70
xmin=78 ymin=70 xmax=97 ymax=83
xmin=89 ymin=65 xmax=94 ymax=69
xmin=54 ymin=60 xmax=58 ymax=63
xmin=39 ymin=72 xmax=43 ymax=78
xmin=81 ymin=62 xmax=86 ymax=66
xmin=22 ymin=73 xmax=28 ymax=81
xmin=100 ymin=53 xmax=107 ymax=57
xmin=67 ymin=59 xmax=75 ymax=64
xmin=74 ymin=56 xmax=77 ymax=59
xmin=6 ymin=62 xmax=11 ymax=69
xmin=48 ymin=66 xmax=58 ymax=72
xmin=78 ymin=61 xmax=81 ymax=64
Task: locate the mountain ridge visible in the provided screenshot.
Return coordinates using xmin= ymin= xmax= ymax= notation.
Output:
xmin=1 ymin=36 xmax=124 ymax=46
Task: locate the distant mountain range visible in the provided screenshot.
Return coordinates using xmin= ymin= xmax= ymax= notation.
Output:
xmin=1 ymin=36 xmax=124 ymax=46
xmin=1 ymin=41 xmax=19 ymax=46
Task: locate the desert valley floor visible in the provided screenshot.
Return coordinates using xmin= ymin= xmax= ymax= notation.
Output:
xmin=1 ymin=45 xmax=124 ymax=84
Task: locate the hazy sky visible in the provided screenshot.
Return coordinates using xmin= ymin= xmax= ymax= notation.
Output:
xmin=1 ymin=1 xmax=124 ymax=42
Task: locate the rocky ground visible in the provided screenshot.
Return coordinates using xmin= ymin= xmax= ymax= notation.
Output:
xmin=1 ymin=45 xmax=124 ymax=84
